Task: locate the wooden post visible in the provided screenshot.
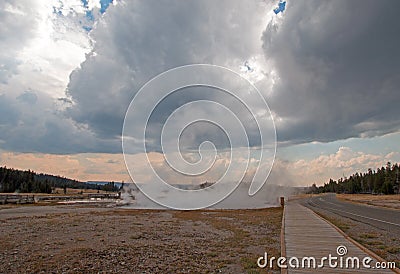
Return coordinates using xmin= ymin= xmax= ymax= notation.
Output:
xmin=280 ymin=196 xmax=285 ymax=207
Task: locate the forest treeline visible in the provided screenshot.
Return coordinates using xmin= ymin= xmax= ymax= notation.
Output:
xmin=0 ymin=166 xmax=119 ymax=193
xmin=309 ymin=162 xmax=400 ymax=195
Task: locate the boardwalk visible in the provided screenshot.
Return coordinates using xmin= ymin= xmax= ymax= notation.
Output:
xmin=0 ymin=194 xmax=35 ymax=204
xmin=284 ymin=201 xmax=395 ymax=273
xmin=0 ymin=193 xmax=120 ymax=204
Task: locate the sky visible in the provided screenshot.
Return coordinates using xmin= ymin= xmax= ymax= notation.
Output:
xmin=1 ymin=0 xmax=400 ymax=188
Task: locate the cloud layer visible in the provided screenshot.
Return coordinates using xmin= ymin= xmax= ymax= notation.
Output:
xmin=0 ymin=0 xmax=399 ymax=189
xmin=65 ymin=0 xmax=400 ymax=153
xmin=277 ymin=147 xmax=400 ymax=186
xmin=65 ymin=0 xmax=272 ymax=153
xmin=263 ymin=0 xmax=400 ymax=144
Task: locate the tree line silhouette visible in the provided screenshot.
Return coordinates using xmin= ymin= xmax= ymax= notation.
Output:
xmin=309 ymin=162 xmax=400 ymax=194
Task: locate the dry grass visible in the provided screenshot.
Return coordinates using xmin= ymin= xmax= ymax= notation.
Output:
xmin=173 ymin=208 xmax=283 ymax=272
xmin=0 ymin=206 xmax=282 ymax=273
xmin=337 ymin=194 xmax=400 ymax=210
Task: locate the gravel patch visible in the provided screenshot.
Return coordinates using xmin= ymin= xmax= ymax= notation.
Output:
xmin=0 ymin=206 xmax=282 ymax=273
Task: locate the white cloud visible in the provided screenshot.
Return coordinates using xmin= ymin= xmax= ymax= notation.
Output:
xmin=276 ymin=147 xmax=400 ymax=186
xmin=0 ymin=0 xmax=119 ymax=154
xmin=87 ymin=0 xmax=101 ymax=10
xmin=0 ymin=151 xmax=128 ymax=181
xmin=9 ymin=1 xmax=92 ymax=98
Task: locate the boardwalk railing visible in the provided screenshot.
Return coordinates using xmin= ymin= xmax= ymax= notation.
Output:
xmin=0 ymin=194 xmax=35 ymax=204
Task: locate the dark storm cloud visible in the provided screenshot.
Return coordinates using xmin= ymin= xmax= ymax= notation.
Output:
xmin=263 ymin=0 xmax=400 ymax=144
xmin=0 ymin=91 xmax=119 ymax=154
xmin=143 ymin=86 xmax=263 ymax=153
xmin=0 ymin=95 xmax=19 ymax=126
xmin=65 ymin=0 xmax=270 ymax=153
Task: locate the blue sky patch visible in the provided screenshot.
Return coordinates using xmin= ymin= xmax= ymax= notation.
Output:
xmin=82 ymin=25 xmax=93 ymax=32
xmin=100 ymin=0 xmax=113 ymax=14
xmin=81 ymin=0 xmax=89 ymax=9
xmin=85 ymin=10 xmax=94 ymax=21
xmin=273 ymin=1 xmax=286 ymax=14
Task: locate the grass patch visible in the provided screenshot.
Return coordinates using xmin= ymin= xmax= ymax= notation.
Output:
xmin=315 ymin=212 xmax=351 ymax=231
xmin=337 ymin=194 xmax=400 ymax=210
xmin=359 ymin=233 xmax=378 ymax=239
xmin=172 ymin=207 xmax=282 ymax=272
xmin=356 ymin=238 xmax=384 ymax=246
xmin=386 ymin=246 xmax=400 ymax=254
xmin=240 ymin=256 xmax=258 ymax=269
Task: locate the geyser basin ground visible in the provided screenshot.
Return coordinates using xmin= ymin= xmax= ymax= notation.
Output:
xmin=0 ymin=204 xmax=282 ymax=273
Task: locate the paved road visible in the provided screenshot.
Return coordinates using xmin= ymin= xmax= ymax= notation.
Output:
xmin=301 ymin=193 xmax=400 ymax=235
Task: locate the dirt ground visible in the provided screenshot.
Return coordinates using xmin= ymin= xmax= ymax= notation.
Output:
xmin=0 ymin=204 xmax=282 ymax=273
xmin=337 ymin=194 xmax=400 ymax=210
